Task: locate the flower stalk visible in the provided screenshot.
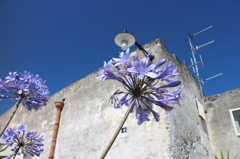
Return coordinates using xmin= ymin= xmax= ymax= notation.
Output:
xmin=0 ymin=98 xmax=22 ymax=137
xmin=12 ymin=147 xmax=20 ymax=159
xmin=100 ymin=98 xmax=136 ymax=159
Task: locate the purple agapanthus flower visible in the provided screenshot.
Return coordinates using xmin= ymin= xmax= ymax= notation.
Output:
xmin=112 ymin=48 xmax=136 ymax=68
xmin=96 ymin=48 xmax=184 ymax=125
xmin=0 ymin=71 xmax=49 ymax=111
xmin=1 ymin=124 xmax=44 ymax=159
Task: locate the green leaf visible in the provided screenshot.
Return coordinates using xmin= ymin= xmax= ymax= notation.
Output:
xmin=214 ymin=154 xmax=219 ymax=159
xmin=0 ymin=156 xmax=8 ymax=159
xmin=220 ymin=150 xmax=224 ymax=159
xmin=215 ymin=150 xmax=238 ymax=159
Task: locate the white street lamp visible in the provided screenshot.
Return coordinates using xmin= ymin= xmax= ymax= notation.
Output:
xmin=114 ymin=30 xmax=154 ymax=60
xmin=114 ymin=31 xmax=136 ymax=50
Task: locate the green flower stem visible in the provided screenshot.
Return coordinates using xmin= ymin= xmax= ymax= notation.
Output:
xmin=99 ymin=98 xmax=136 ymax=159
xmin=0 ymin=98 xmax=23 ymax=137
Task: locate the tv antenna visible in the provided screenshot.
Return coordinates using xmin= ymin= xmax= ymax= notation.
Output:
xmin=188 ymin=25 xmax=223 ymax=90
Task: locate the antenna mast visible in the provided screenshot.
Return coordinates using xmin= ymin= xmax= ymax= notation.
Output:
xmin=188 ymin=25 xmax=222 ymax=91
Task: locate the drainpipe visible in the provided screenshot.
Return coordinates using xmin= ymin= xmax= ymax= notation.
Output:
xmin=48 ymin=100 xmax=65 ymax=159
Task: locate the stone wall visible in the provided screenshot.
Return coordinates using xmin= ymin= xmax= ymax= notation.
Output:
xmin=0 ymin=38 xmax=213 ymax=159
xmin=205 ymin=89 xmax=240 ymax=158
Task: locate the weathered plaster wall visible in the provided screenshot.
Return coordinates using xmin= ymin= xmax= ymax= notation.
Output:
xmin=205 ymin=89 xmax=240 ymax=158
xmin=143 ymin=39 xmax=213 ymax=159
xmin=0 ymin=38 xmax=213 ymax=159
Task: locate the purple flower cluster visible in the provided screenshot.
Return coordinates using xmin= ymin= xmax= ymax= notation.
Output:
xmin=96 ymin=48 xmax=184 ymax=125
xmin=1 ymin=124 xmax=44 ymax=159
xmin=0 ymin=71 xmax=49 ymax=111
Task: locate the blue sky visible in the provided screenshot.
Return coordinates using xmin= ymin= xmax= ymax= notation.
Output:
xmin=0 ymin=0 xmax=240 ymax=115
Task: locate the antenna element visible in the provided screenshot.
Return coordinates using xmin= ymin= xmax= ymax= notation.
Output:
xmin=187 ymin=25 xmax=222 ymax=91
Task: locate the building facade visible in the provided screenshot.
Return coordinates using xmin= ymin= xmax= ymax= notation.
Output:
xmin=205 ymin=89 xmax=240 ymax=158
xmin=0 ymin=38 xmax=239 ymax=159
